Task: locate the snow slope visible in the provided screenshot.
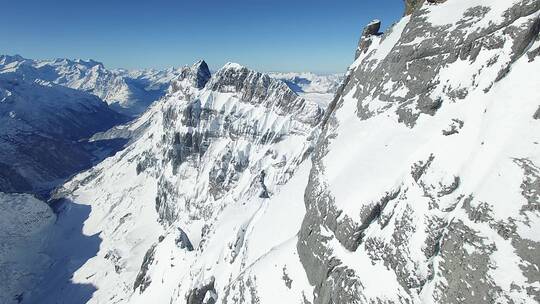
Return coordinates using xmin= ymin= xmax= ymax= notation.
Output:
xmin=0 ymin=193 xmax=56 ymax=304
xmin=269 ymin=72 xmax=343 ymax=94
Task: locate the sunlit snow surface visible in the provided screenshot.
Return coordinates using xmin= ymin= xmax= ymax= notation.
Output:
xmin=6 ymin=0 xmax=539 ymax=303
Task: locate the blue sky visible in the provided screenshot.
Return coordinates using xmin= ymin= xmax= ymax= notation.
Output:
xmin=1 ymin=0 xmax=403 ymax=73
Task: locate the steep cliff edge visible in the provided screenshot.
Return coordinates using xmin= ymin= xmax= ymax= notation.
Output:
xmin=298 ymin=0 xmax=540 ymax=303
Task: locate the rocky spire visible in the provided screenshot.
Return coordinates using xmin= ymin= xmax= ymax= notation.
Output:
xmin=169 ymin=60 xmax=212 ymax=95
xmin=355 ymin=19 xmax=382 ymax=59
xmin=191 ymin=60 xmax=211 ymax=89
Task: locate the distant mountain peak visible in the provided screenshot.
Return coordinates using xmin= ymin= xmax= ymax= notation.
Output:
xmin=191 ymin=59 xmax=211 ymax=89
xmin=73 ymin=58 xmax=104 ymax=68
xmin=0 ymin=54 xmax=25 ymax=65
xmin=168 ymin=60 xmax=212 ymax=95
xmin=221 ymin=62 xmax=245 ymax=71
xmin=0 ymin=55 xmax=187 ymax=116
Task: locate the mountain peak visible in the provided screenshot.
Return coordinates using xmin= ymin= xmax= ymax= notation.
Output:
xmin=210 ymin=62 xmax=282 ymax=95
xmin=0 ymin=54 xmax=26 ymax=65
xmin=168 ymin=60 xmax=212 ymax=94
xmin=192 ymin=59 xmax=207 ymax=67
xmin=191 ymin=59 xmax=211 ymax=88
xmin=221 ymin=62 xmax=245 ymax=71
xmin=362 ymin=19 xmax=382 ymax=37
xmin=206 ymin=62 xmax=324 ymax=126
xmin=73 ymin=58 xmax=105 ymax=69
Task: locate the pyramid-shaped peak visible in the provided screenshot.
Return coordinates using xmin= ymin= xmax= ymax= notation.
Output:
xmin=190 ymin=59 xmax=211 ymax=89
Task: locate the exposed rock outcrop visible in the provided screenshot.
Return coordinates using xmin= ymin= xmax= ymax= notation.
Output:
xmin=187 ymin=279 xmax=218 ymax=304
xmin=355 ymin=20 xmax=383 ymax=59
xmin=298 ymin=0 xmax=540 ymax=303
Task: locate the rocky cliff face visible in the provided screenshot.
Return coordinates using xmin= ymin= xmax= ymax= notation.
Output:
xmin=404 ymin=0 xmax=447 ymax=16
xmin=298 ymin=0 xmax=540 ymax=303
xmin=41 ymin=60 xmax=323 ymax=303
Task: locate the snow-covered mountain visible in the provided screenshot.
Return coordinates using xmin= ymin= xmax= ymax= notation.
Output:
xmin=3 ymin=0 xmax=540 ymax=303
xmin=269 ymin=72 xmax=343 ymax=94
xmin=297 ymin=0 xmax=540 ymax=303
xmin=269 ymin=72 xmax=344 ymax=108
xmin=0 ymin=55 xmax=184 ymax=116
xmin=0 ymin=75 xmax=126 ymax=195
xmin=19 ymin=60 xmax=323 ymax=304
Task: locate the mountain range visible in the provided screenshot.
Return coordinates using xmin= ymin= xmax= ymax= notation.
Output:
xmin=0 ymin=55 xmax=187 ymax=116
xmin=1 ymin=0 xmax=539 ymax=303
